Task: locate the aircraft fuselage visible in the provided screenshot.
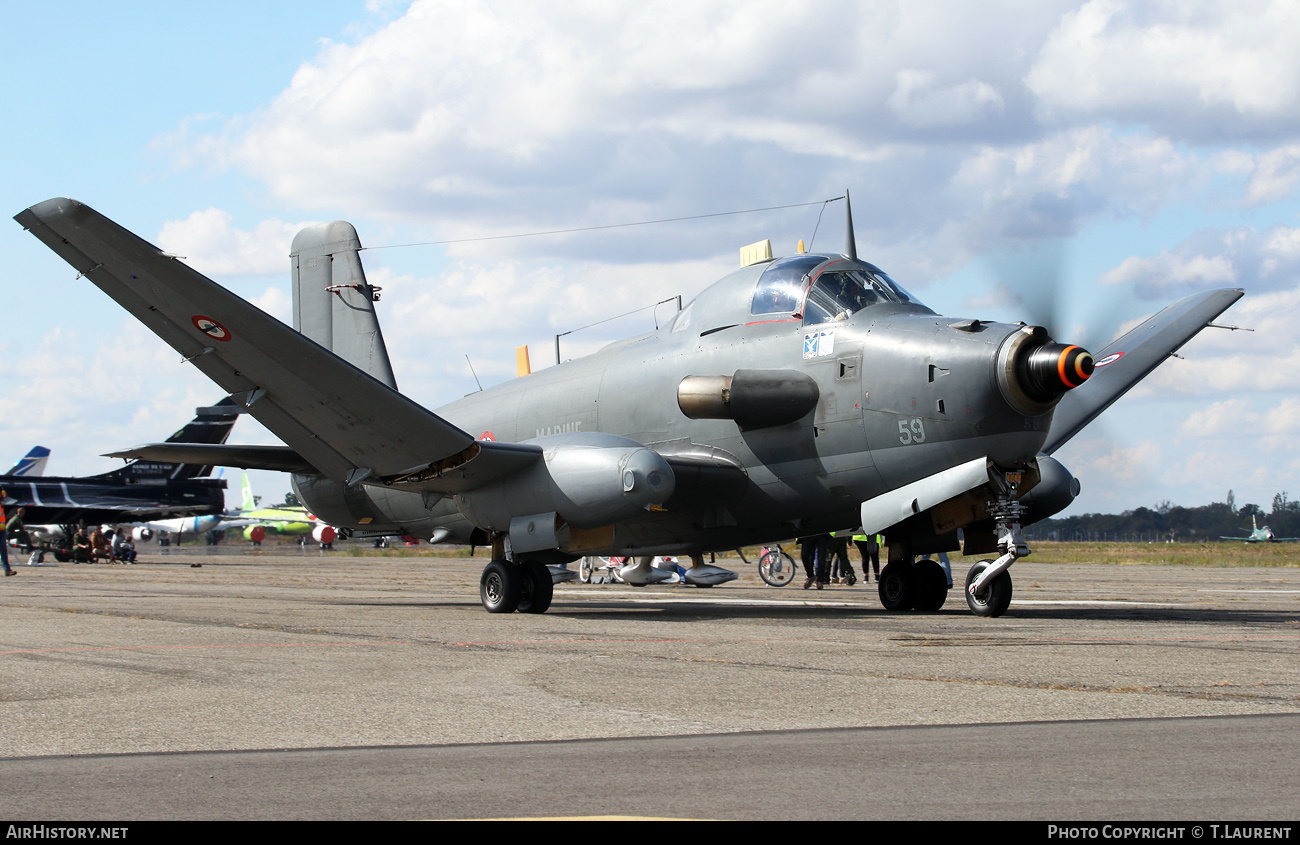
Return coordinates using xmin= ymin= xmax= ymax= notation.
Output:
xmin=294 ymin=300 xmax=1049 ymax=556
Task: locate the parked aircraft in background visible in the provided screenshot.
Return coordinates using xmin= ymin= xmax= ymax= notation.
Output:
xmin=231 ymin=474 xmax=337 ymax=547
xmin=5 ymin=399 xmax=240 ymax=558
xmin=18 ymin=196 xmax=1243 ymax=616
xmin=6 ymin=446 xmax=50 ymax=477
xmin=1221 ymin=515 xmax=1299 ymax=543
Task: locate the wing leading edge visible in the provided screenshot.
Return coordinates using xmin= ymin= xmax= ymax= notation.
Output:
xmin=16 ymin=198 xmax=540 ymax=492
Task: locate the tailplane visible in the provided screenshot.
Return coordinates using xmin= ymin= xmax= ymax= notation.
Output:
xmin=292 ymin=222 xmax=398 ymax=389
xmin=96 ymin=398 xmax=242 ymax=482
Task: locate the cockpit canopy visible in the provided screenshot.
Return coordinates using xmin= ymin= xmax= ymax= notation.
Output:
xmin=672 ymin=253 xmax=928 ymax=335
xmin=751 ymin=255 xmax=923 ymax=324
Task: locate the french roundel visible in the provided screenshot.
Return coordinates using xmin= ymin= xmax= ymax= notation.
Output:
xmin=1094 ymin=351 xmax=1125 ymax=368
xmin=191 ymin=315 xmax=232 ymax=342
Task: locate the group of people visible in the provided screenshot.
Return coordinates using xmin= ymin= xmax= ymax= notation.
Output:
xmin=795 ymin=532 xmax=952 ymax=590
xmin=796 ymin=532 xmax=879 ymax=590
xmin=0 ymin=495 xmax=140 ymax=572
xmin=70 ymin=526 xmax=138 ymax=564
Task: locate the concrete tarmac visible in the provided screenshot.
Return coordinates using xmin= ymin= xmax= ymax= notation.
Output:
xmin=2 ymin=547 xmax=1298 ymax=820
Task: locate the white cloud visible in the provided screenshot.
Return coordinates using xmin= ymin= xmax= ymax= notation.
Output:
xmin=1028 ymin=0 xmax=1300 ymax=140
xmin=1100 ymin=253 xmax=1236 ymax=290
xmin=0 ymin=320 xmax=220 ymax=479
xmin=1098 ymin=224 xmax=1300 ymax=299
xmin=1177 ymin=398 xmax=1257 ymax=438
xmin=1246 ymin=144 xmax=1300 ymax=205
xmin=887 ymin=70 xmax=1004 ymax=128
xmin=157 ymin=209 xmax=316 ymax=276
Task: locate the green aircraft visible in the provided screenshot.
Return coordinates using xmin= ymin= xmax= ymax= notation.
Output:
xmin=1221 ymin=514 xmax=1299 ymax=543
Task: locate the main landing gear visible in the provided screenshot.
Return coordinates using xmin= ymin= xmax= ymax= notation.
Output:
xmin=480 ymin=558 xmax=553 ymax=614
xmin=877 ymin=557 xmax=949 ymax=612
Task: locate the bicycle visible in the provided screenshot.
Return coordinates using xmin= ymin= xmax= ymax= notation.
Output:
xmin=757 ymin=544 xmax=797 ymax=587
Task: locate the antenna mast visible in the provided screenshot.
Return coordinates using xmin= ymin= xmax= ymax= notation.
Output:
xmin=844 ymin=189 xmax=857 ymax=261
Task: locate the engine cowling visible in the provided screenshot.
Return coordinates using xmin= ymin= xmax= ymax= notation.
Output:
xmin=312 ymin=524 xmax=337 ymax=545
xmin=454 ymin=432 xmax=675 ymax=551
xmin=131 ymin=527 xmax=154 ymax=542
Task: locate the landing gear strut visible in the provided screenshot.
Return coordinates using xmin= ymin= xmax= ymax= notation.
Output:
xmin=964 ymin=471 xmax=1028 ymax=618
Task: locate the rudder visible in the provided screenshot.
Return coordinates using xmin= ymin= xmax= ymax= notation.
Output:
xmin=291 ymin=222 xmax=398 ymax=390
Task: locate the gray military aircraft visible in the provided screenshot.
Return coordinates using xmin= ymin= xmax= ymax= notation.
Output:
xmin=15 ymin=196 xmax=1243 ymax=616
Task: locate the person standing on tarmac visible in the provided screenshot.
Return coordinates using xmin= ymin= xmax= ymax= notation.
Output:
xmin=853 ymin=532 xmax=881 ymax=582
xmin=828 ymin=531 xmax=857 ymax=585
xmin=797 ymin=534 xmax=830 ymax=590
xmin=0 ymin=491 xmax=15 ymax=576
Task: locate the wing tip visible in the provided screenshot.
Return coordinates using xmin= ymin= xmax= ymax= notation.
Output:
xmin=16 ymin=197 xmax=83 ymax=228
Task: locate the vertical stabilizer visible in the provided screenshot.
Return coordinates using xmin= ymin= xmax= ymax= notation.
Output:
xmin=291 ymin=222 xmax=398 ymax=389
xmin=241 ymin=473 xmax=255 ymax=512
xmin=7 ymin=446 xmax=50 ymax=477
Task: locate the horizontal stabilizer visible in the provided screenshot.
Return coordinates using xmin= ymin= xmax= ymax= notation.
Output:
xmin=104 ymin=444 xmax=316 ymax=474
xmin=1043 ymin=288 xmax=1244 ymax=455
xmin=16 ymin=198 xmax=478 ymax=487
xmin=104 ymin=439 xmax=544 ymax=493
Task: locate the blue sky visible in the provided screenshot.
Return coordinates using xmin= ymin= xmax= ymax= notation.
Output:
xmin=4 ymin=0 xmax=1299 ymax=518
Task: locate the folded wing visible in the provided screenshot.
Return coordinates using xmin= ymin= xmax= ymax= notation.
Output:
xmin=16 ymin=198 xmax=538 ymax=491
xmin=1043 ymin=288 xmax=1244 ymax=456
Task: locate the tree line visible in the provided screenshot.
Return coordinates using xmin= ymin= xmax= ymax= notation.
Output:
xmin=1026 ymin=490 xmax=1300 ymax=543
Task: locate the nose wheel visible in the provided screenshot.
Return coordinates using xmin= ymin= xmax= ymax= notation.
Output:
xmin=964 ymin=560 xmax=1013 ymax=617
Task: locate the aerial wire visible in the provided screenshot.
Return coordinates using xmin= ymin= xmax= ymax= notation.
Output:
xmin=361 ymin=197 xmax=844 ymax=251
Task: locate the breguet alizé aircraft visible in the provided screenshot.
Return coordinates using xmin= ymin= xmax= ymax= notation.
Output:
xmin=15 ymin=195 xmax=1243 ymax=616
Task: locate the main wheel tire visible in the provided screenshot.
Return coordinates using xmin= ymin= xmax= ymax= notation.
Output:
xmin=758 ymin=550 xmax=797 ymax=587
xmin=912 ymin=559 xmax=949 ymax=612
xmin=964 ymin=560 xmax=1013 ymax=618
xmin=878 ymin=561 xmax=916 ymax=610
xmin=517 ymin=560 xmax=554 ymax=614
xmin=480 ymin=559 xmax=523 ymax=614
xmin=578 ymin=556 xmax=595 ymax=584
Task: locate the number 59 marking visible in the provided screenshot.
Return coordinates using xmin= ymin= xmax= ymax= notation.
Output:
xmin=898 ymin=418 xmax=926 ymax=445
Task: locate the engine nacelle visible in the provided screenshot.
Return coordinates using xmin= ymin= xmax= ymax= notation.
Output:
xmin=1018 ymin=455 xmax=1081 ymax=525
xmin=131 ymin=527 xmax=154 ymax=542
xmin=454 ymin=432 xmax=675 ymax=548
xmin=312 ymin=524 xmax=337 ymax=545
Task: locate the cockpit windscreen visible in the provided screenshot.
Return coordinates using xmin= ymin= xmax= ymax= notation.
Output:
xmin=750 ymin=255 xmax=923 ymax=323
xmin=749 ymin=256 xmax=823 ymax=316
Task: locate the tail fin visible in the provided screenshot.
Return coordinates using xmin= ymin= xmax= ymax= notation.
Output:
xmin=291 ymin=222 xmax=398 ymax=389
xmin=97 ymin=398 xmax=242 ymax=482
xmin=6 ymin=446 xmax=50 ymax=477
xmin=240 ymin=473 xmax=255 ymax=512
